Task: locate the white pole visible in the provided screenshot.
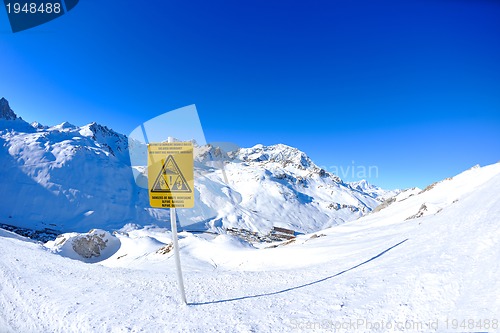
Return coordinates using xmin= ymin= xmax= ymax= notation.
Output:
xmin=168 ymin=137 xmax=187 ymax=305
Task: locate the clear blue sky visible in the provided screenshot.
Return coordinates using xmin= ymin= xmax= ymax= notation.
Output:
xmin=1 ymin=0 xmax=499 ymax=189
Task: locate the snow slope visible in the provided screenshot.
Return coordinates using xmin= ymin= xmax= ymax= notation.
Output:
xmin=0 ymin=99 xmax=392 ymax=235
xmin=1 ymin=163 xmax=499 ymax=332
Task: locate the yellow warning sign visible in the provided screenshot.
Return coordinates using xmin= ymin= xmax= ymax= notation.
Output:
xmin=148 ymin=142 xmax=194 ymax=208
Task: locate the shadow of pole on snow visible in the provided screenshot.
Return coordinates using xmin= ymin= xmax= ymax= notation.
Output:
xmin=189 ymin=239 xmax=409 ymax=306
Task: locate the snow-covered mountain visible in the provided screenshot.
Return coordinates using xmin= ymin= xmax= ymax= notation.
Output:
xmin=1 ymin=98 xmax=498 ymax=332
xmin=0 ymin=98 xmax=394 ymax=236
xmin=0 ymin=99 xmax=148 ymax=233
xmin=1 ymin=151 xmax=498 ymax=332
xmin=348 ymin=179 xmax=400 ymax=201
xmin=188 ymin=142 xmax=397 ymax=234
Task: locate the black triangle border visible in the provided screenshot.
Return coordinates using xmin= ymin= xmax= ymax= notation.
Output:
xmin=151 ymin=154 xmax=192 ymax=193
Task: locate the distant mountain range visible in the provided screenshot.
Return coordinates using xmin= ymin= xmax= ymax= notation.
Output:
xmin=0 ymin=98 xmax=397 ymax=236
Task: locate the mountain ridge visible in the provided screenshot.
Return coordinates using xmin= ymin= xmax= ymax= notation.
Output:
xmin=0 ymin=98 xmax=395 ymax=236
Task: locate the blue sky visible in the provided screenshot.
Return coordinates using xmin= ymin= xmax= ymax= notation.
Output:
xmin=1 ymin=0 xmax=499 ymax=189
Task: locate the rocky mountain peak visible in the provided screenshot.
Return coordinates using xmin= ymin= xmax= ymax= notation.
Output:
xmin=238 ymin=144 xmax=314 ymax=169
xmin=83 ymin=122 xmax=128 ymax=160
xmin=88 ymin=122 xmax=122 ymax=139
xmin=31 ymin=121 xmax=46 ymax=130
xmin=0 ymin=97 xmax=18 ymax=120
xmin=195 ymin=143 xmax=234 ymax=164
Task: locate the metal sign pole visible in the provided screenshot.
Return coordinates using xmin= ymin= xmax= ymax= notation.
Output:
xmin=170 ymin=205 xmax=187 ymax=305
xmin=168 ymin=137 xmax=187 ymax=305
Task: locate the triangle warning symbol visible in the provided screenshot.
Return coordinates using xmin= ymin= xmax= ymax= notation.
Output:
xmin=151 ymin=155 xmax=192 ymax=193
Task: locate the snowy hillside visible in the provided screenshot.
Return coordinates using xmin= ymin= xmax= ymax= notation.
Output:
xmin=0 ymin=98 xmax=152 ymax=233
xmin=0 ymin=98 xmax=392 ymax=235
xmin=1 ymin=160 xmax=499 ymax=332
